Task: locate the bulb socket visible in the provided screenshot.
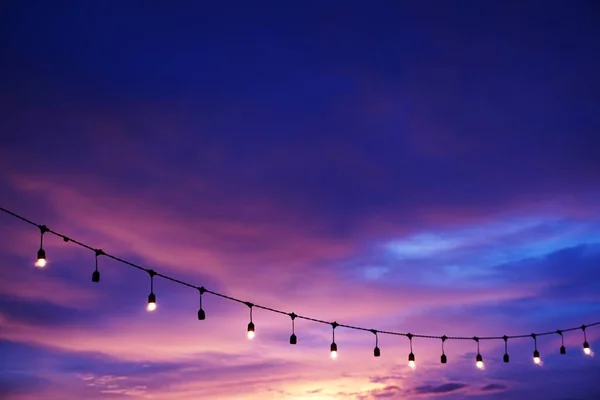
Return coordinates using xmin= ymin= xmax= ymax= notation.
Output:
xmin=374 ymin=347 xmax=380 ymax=357
xmin=503 ymin=353 xmax=510 ymax=363
xmin=148 ymin=292 xmax=156 ymax=304
xmin=247 ymin=321 xmax=255 ymax=333
xmin=289 ymin=334 xmax=297 ymax=345
xmin=37 ymin=248 xmax=46 ymax=260
xmin=441 ymin=354 xmax=447 ymax=364
xmin=330 ymin=342 xmax=337 ymax=352
xmin=92 ymin=270 xmax=100 ymax=283
xmin=408 ymin=352 xmax=415 ymax=362
xmin=560 ymin=345 xmax=566 ymax=354
xmin=197 ymin=308 xmax=206 ymax=320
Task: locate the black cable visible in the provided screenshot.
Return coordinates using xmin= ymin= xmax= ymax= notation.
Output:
xmin=1 ymin=206 xmax=599 ymax=344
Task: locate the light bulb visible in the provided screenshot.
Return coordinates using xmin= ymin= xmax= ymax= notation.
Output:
xmin=476 ymin=354 xmax=484 ymax=369
xmin=533 ymin=350 xmax=541 ymax=364
xmin=583 ymin=342 xmax=592 ymax=355
xmin=35 ymin=248 xmax=46 ymax=268
xmin=247 ymin=322 xmax=255 ymax=340
xmin=330 ymin=342 xmax=338 ymax=359
xmin=408 ymin=352 xmax=416 ymax=369
xmin=147 ymin=293 xmax=157 ymax=312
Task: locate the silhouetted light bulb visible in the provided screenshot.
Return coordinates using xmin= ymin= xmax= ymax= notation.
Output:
xmin=92 ymin=270 xmax=100 ymax=283
xmin=476 ymin=354 xmax=484 ymax=369
xmin=330 ymin=342 xmax=338 ymax=359
xmin=147 ymin=293 xmax=157 ymax=311
xmin=560 ymin=345 xmax=566 ymax=354
xmin=247 ymin=322 xmax=255 ymax=339
xmin=503 ymin=353 xmax=510 ymax=363
xmin=533 ymin=350 xmax=541 ymax=364
xmin=441 ymin=354 xmax=447 ymax=364
xmin=289 ymin=334 xmax=297 ymax=345
xmin=583 ymin=341 xmax=592 ymax=355
xmin=197 ymin=308 xmax=206 ymax=320
xmin=35 ymin=248 xmax=46 ymax=268
xmin=408 ymin=352 xmax=416 ymax=369
xmin=374 ymin=346 xmax=381 ymax=357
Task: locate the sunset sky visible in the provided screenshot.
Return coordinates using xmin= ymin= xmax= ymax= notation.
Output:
xmin=1 ymin=1 xmax=600 ymax=399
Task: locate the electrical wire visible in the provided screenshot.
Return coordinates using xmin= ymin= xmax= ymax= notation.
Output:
xmin=1 ymin=206 xmax=599 ymax=344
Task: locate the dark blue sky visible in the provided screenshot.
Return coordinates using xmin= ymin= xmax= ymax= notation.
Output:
xmin=1 ymin=1 xmax=599 ymax=399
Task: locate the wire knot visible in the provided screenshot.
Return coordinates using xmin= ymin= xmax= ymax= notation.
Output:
xmin=38 ymin=224 xmax=49 ymax=234
xmin=148 ymin=269 xmax=157 ymax=277
xmin=198 ymin=286 xmax=206 ymax=294
xmin=441 ymin=335 xmax=447 ymax=342
xmin=331 ymin=321 xmax=338 ymax=329
xmin=245 ymin=301 xmax=254 ymax=308
xmin=289 ymin=312 xmax=297 ymax=320
xmin=94 ymin=249 xmax=104 ymax=257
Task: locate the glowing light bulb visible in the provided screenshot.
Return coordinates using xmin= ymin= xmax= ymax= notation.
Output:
xmin=533 ymin=350 xmax=541 ymax=364
xmin=476 ymin=354 xmax=484 ymax=369
xmin=147 ymin=293 xmax=157 ymax=312
xmin=583 ymin=342 xmax=592 ymax=356
xmin=408 ymin=352 xmax=416 ymax=369
xmin=247 ymin=322 xmax=255 ymax=340
xmin=330 ymin=342 xmax=338 ymax=359
xmin=35 ymin=249 xmax=46 ymax=268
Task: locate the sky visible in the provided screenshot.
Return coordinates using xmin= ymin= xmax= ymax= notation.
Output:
xmin=1 ymin=0 xmax=600 ymax=399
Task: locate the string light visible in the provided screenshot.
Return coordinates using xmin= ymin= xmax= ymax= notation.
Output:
xmin=289 ymin=313 xmax=297 ymax=345
xmin=371 ymin=329 xmax=380 ymax=357
xmin=246 ymin=302 xmax=255 ymax=340
xmin=1 ymin=206 xmax=600 ymax=368
xmin=532 ymin=334 xmax=541 ymax=365
xmin=35 ymin=225 xmax=48 ymax=268
xmin=474 ymin=337 xmax=484 ymax=370
xmin=197 ymin=286 xmax=206 ymax=320
xmin=407 ymin=333 xmax=416 ymax=370
xmin=582 ymin=325 xmax=593 ymax=356
xmin=92 ymin=249 xmax=103 ymax=283
xmin=330 ymin=322 xmax=338 ymax=359
xmin=557 ymin=330 xmax=566 ymax=354
xmin=441 ymin=335 xmax=447 ymax=364
xmin=147 ymin=270 xmax=157 ymax=312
